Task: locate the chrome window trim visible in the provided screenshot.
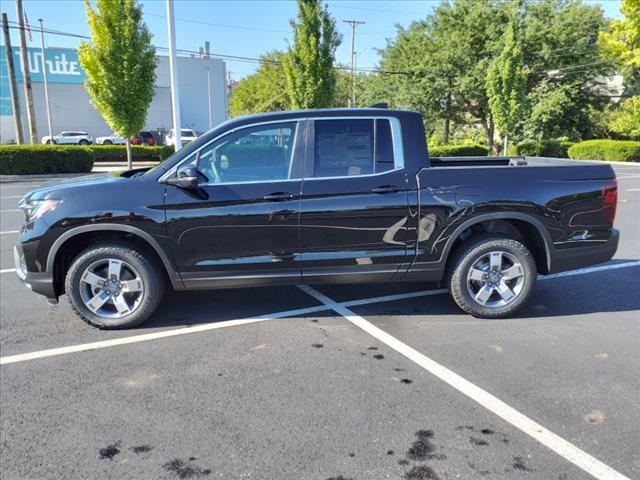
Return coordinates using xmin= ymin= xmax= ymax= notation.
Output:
xmin=158 ymin=115 xmax=405 ymax=184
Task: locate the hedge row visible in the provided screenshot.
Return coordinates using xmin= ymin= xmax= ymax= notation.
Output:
xmin=88 ymin=145 xmax=174 ymax=162
xmin=568 ymin=140 xmax=640 ymax=162
xmin=512 ymin=139 xmax=575 ymax=158
xmin=0 ymin=145 xmax=94 ymax=175
xmin=429 ymin=144 xmax=488 ymax=157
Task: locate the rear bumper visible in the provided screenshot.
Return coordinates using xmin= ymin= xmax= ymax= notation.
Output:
xmin=13 ymin=245 xmax=57 ymax=301
xmin=548 ymin=229 xmax=619 ymax=274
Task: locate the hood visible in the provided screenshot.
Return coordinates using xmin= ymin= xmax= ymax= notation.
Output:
xmin=24 ymin=171 xmax=138 ymax=201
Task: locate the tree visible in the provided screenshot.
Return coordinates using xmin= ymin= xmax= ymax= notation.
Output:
xmin=599 ymin=0 xmax=640 ymax=88
xmin=608 ymin=96 xmax=640 ymax=138
xmin=229 ymin=51 xmax=290 ymax=117
xmin=79 ymin=0 xmax=157 ymax=168
xmin=283 ymin=0 xmax=342 ymax=109
xmin=486 ymin=8 xmax=526 ymax=153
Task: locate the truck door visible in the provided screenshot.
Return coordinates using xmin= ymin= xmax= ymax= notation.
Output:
xmin=299 ymin=117 xmax=409 ymax=283
xmin=164 ymin=120 xmax=305 ymax=289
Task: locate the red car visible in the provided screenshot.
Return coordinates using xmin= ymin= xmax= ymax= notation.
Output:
xmin=130 ymin=131 xmax=155 ymax=146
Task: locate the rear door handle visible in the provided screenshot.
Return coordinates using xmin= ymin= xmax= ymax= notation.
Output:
xmin=263 ymin=192 xmax=294 ymax=202
xmin=372 ymin=185 xmax=400 ymax=194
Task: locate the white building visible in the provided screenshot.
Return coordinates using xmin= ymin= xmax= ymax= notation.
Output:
xmin=0 ymin=46 xmax=227 ymax=144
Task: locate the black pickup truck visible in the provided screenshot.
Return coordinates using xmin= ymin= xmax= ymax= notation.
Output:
xmin=14 ymin=108 xmax=619 ymax=328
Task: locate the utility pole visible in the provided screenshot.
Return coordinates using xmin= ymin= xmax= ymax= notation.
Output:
xmin=166 ymin=0 xmax=181 ymax=151
xmin=206 ymin=67 xmax=212 ymax=129
xmin=1 ymin=13 xmax=24 ymax=144
xmin=38 ymin=18 xmax=53 ymax=143
xmin=343 ymin=19 xmax=364 ymax=108
xmin=15 ymin=0 xmax=37 ymax=143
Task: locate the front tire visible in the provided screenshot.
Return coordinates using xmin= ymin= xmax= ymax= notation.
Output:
xmin=103 ymin=140 xmax=113 ymax=145
xmin=65 ymin=242 xmax=164 ymax=329
xmin=447 ymin=235 xmax=536 ymax=318
xmin=79 ymin=139 xmax=90 ymax=145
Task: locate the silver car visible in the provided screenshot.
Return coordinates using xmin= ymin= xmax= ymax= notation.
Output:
xmin=41 ymin=131 xmax=93 ymax=145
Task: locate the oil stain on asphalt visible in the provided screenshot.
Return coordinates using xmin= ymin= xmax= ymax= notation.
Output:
xmin=163 ymin=458 xmax=212 ymax=479
xmin=98 ymin=442 xmax=121 ymax=460
xmin=130 ymin=445 xmax=153 ymax=454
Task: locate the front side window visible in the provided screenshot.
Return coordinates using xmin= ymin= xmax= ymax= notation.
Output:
xmin=194 ymin=122 xmax=297 ymax=184
xmin=312 ymin=119 xmax=396 ymax=178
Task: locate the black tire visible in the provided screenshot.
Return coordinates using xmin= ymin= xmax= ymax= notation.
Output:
xmin=65 ymin=242 xmax=164 ymax=329
xmin=79 ymin=139 xmax=89 ymax=145
xmin=45 ymin=140 xmax=51 ymax=144
xmin=103 ymin=140 xmax=112 ymax=145
xmin=447 ymin=235 xmax=536 ymax=318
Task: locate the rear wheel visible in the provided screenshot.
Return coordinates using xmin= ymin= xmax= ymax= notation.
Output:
xmin=79 ymin=139 xmax=90 ymax=145
xmin=103 ymin=140 xmax=113 ymax=145
xmin=447 ymin=235 xmax=536 ymax=318
xmin=65 ymin=242 xmax=164 ymax=329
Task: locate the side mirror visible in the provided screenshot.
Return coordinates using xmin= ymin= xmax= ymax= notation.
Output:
xmin=166 ymin=165 xmax=199 ymax=189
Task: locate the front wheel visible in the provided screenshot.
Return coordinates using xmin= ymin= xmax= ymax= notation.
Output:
xmin=65 ymin=242 xmax=165 ymax=329
xmin=103 ymin=140 xmax=112 ymax=145
xmin=79 ymin=139 xmax=90 ymax=145
xmin=447 ymin=235 xmax=536 ymax=318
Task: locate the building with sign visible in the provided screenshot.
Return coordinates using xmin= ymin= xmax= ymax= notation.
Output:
xmin=0 ymin=46 xmax=227 ymax=144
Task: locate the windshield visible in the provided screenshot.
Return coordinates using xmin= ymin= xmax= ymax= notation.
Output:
xmin=182 ymin=129 xmax=196 ymax=137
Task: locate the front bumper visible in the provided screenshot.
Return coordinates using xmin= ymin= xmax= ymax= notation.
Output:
xmin=13 ymin=245 xmax=57 ymax=302
xmin=548 ymin=228 xmax=619 ymax=274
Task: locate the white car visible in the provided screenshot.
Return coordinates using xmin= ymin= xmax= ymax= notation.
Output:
xmin=42 ymin=131 xmax=93 ymax=145
xmin=165 ymin=128 xmax=198 ymax=147
xmin=95 ymin=133 xmax=126 ymax=145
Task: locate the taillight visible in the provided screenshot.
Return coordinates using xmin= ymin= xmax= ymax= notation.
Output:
xmin=602 ymin=178 xmax=617 ymax=224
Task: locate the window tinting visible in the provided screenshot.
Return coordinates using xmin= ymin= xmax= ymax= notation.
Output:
xmin=312 ymin=119 xmax=396 ymax=178
xmin=375 ymin=119 xmax=395 ymax=173
xmin=314 ymin=119 xmax=374 ymax=177
xmin=194 ymin=122 xmax=297 ymax=184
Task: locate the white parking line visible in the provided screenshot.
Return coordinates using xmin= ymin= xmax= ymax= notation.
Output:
xmin=0 ymin=304 xmax=329 ymax=365
xmin=1 ymin=260 xmax=639 ymax=364
xmin=0 ymin=209 xmax=21 ymax=213
xmin=298 ymin=284 xmax=631 ymax=480
xmin=0 ymin=268 xmax=16 ymax=274
xmin=627 ymin=188 xmax=640 ymax=192
xmin=0 ymin=196 xmax=23 ymax=199
xmin=0 ymin=230 xmax=19 ymax=234
xmin=0 ymin=184 xmax=41 ymax=189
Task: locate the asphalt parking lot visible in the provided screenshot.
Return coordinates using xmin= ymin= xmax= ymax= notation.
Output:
xmin=1 ymin=164 xmax=639 ymax=480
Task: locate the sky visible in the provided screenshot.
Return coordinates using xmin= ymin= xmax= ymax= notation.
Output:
xmin=1 ymin=0 xmax=624 ymax=81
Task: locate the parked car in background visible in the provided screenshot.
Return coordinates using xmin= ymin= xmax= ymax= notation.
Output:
xmin=14 ymin=108 xmax=619 ymax=329
xmin=96 ymin=133 xmax=126 ymax=145
xmin=165 ymin=128 xmax=198 ymax=147
xmin=41 ymin=131 xmax=93 ymax=145
xmin=130 ymin=131 xmax=155 ymax=146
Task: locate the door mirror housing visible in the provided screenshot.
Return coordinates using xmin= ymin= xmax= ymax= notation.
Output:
xmin=166 ymin=165 xmax=199 ymax=189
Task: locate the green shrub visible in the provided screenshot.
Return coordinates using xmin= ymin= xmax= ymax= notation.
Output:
xmin=88 ymin=145 xmax=170 ymax=162
xmin=429 ymin=144 xmax=488 ymax=157
xmin=0 ymin=145 xmax=94 ymax=175
xmin=514 ymin=139 xmax=574 ymax=158
xmin=568 ymin=140 xmax=640 ymax=162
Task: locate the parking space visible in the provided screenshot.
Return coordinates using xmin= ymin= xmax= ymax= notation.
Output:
xmin=1 ymin=165 xmax=639 ymax=479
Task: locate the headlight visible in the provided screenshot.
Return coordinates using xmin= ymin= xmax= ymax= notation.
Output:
xmin=18 ymin=198 xmax=62 ymax=221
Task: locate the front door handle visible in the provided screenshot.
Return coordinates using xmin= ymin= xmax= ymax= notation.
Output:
xmin=372 ymin=185 xmax=400 ymax=194
xmin=263 ymin=192 xmax=294 ymax=202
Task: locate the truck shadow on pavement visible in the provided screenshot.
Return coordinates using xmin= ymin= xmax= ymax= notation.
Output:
xmin=141 ymin=262 xmax=640 ymax=328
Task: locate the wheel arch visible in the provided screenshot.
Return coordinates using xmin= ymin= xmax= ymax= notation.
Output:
xmin=442 ymin=213 xmax=553 ymax=275
xmin=48 ymin=224 xmax=183 ymax=295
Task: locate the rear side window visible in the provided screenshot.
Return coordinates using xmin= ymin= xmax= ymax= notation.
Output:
xmin=312 ymin=119 xmax=396 ymax=178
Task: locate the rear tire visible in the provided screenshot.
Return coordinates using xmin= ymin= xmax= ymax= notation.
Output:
xmin=65 ymin=242 xmax=164 ymax=329
xmin=79 ymin=139 xmax=89 ymax=145
xmin=103 ymin=140 xmax=113 ymax=145
xmin=447 ymin=235 xmax=536 ymax=318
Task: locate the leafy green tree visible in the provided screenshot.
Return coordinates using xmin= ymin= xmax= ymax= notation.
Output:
xmin=283 ymin=0 xmax=342 ymax=109
xmin=79 ymin=0 xmax=156 ymax=168
xmin=487 ymin=9 xmax=526 ymax=153
xmin=229 ymin=51 xmax=290 ymax=117
xmin=520 ymin=0 xmax=610 ymax=140
xmin=608 ymin=96 xmax=640 ymax=138
xmin=599 ymin=0 xmax=640 ymax=88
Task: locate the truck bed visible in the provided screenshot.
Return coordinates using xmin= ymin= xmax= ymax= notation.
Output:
xmin=430 ymin=155 xmax=607 ymax=168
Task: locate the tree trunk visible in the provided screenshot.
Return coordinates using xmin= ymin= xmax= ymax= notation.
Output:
xmin=443 ymin=116 xmax=450 ymax=145
xmin=482 ymin=118 xmax=495 ymax=153
xmin=126 ymin=137 xmax=132 ymax=170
